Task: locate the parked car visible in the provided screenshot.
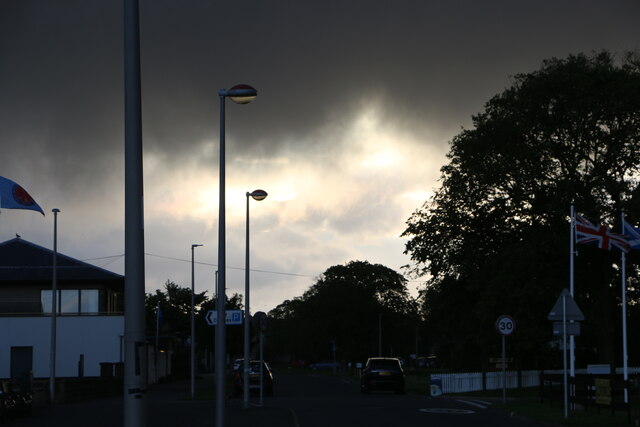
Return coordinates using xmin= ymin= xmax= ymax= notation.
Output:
xmin=232 ymin=359 xmax=273 ymax=397
xmin=360 ymin=357 xmax=405 ymax=394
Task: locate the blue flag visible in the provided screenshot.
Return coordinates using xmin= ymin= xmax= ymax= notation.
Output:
xmin=623 ymin=220 xmax=640 ymax=250
xmin=0 ymin=176 xmax=44 ymax=215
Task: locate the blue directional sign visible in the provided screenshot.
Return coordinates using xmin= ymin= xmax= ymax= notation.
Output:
xmin=205 ymin=310 xmax=243 ymax=326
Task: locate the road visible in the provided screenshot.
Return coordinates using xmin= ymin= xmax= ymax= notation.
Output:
xmin=5 ymin=372 xmax=545 ymax=426
xmin=268 ymin=372 xmax=543 ymax=427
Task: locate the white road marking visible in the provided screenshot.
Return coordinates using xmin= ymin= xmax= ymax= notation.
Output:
xmin=419 ymin=408 xmax=475 ymax=414
xmin=455 ymin=399 xmax=488 ymax=409
xmin=290 ymin=408 xmax=301 ymax=427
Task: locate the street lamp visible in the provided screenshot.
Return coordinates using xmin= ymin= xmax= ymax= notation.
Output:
xmin=216 ymin=84 xmax=257 ymax=427
xmin=243 ymin=189 xmax=268 ymax=409
xmin=190 ymin=243 xmax=203 ymax=400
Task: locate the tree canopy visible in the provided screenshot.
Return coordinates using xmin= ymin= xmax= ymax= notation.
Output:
xmin=403 ymin=51 xmax=640 ymax=369
xmin=145 ymin=280 xmax=243 ymax=376
xmin=268 ymin=260 xmax=418 ymax=363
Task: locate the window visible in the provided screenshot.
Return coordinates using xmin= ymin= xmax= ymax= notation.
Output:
xmin=41 ymin=291 xmax=53 ymax=314
xmin=60 ymin=290 xmax=79 ymax=313
xmin=81 ymin=290 xmax=99 ymax=313
xmin=41 ymin=289 xmax=100 ymax=314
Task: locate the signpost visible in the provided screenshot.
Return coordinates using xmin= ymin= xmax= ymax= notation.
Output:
xmin=547 ymin=288 xmax=584 ymax=419
xmin=205 ymin=310 xmax=243 ymax=326
xmin=496 ymin=315 xmax=515 ymax=404
xmin=253 ymin=312 xmax=267 ymax=407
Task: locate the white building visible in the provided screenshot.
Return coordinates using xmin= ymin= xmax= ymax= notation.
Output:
xmin=0 ymin=238 xmax=124 ymax=380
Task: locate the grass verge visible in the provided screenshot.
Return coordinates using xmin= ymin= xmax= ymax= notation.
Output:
xmin=403 ymin=374 xmax=638 ymax=426
xmin=445 ymin=386 xmax=637 ymax=426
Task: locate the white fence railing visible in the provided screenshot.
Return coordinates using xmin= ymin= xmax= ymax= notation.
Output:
xmin=433 ymin=367 xmax=640 ymax=394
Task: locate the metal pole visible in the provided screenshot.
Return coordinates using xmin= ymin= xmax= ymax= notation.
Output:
xmin=259 ymin=328 xmax=264 ymax=407
xmin=243 ymin=193 xmax=250 ymax=409
xmin=215 ymin=92 xmax=227 ymax=427
xmin=563 ymin=293 xmax=568 ymax=419
xmin=191 ymin=246 xmax=195 ymax=400
xmin=621 ymin=211 xmax=629 ymax=403
xmin=569 ymin=205 xmax=575 ymax=382
xmin=155 ymin=302 xmax=159 ymax=383
xmin=501 ymin=335 xmax=506 ymax=404
xmin=123 ymin=0 xmax=147 ymax=424
xmin=191 ymin=244 xmax=202 ymax=400
xmin=49 ymin=208 xmax=60 ymax=402
xmin=378 ymin=313 xmax=382 ymax=357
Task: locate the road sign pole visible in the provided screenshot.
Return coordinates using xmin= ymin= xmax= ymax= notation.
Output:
xmin=495 ymin=314 xmax=515 ymax=405
xmin=548 ymin=288 xmax=584 ymax=419
xmin=259 ymin=328 xmax=264 ymax=407
xmin=502 ymin=335 xmax=506 ymax=404
xmin=563 ymin=293 xmax=568 ymax=419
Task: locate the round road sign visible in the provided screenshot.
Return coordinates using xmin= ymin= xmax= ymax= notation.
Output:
xmin=496 ymin=315 xmax=515 ymax=336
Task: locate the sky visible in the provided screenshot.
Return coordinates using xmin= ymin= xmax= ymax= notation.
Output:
xmin=1 ymin=1 xmax=639 ymax=313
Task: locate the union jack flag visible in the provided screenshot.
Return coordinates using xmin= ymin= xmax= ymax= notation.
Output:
xmin=623 ymin=220 xmax=640 ymax=250
xmin=575 ymin=214 xmax=629 ymax=253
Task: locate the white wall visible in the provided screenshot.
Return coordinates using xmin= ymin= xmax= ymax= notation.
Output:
xmin=0 ymin=316 xmax=124 ymax=378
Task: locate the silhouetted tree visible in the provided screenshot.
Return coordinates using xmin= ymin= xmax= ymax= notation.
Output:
xmin=269 ymin=260 xmax=418 ymax=364
xmin=403 ymin=51 xmax=640 ymax=369
xmin=145 ymin=280 xmax=243 ymax=376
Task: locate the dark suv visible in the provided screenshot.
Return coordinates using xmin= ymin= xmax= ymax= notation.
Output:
xmin=360 ymin=357 xmax=405 ymax=394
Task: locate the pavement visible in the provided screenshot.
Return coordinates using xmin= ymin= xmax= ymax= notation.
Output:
xmin=4 ymin=377 xmax=295 ymax=427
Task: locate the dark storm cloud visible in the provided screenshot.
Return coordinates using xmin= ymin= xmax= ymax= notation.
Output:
xmin=2 ymin=0 xmax=639 ymax=310
xmin=137 ymin=0 xmax=640 ymax=158
xmin=1 ymin=0 xmax=639 ymax=194
xmin=0 ymin=1 xmax=123 ymax=196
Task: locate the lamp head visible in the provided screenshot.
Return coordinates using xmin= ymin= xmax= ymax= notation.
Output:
xmin=248 ymin=189 xmax=268 ymax=201
xmin=226 ymin=84 xmax=257 ymax=104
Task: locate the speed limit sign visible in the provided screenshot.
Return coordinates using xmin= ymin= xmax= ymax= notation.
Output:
xmin=496 ymin=315 xmax=516 ymax=336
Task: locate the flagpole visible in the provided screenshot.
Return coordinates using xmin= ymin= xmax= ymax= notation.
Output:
xmin=569 ymin=205 xmax=575 ymax=383
xmin=621 ymin=211 xmax=629 ymax=403
xmin=156 ymin=302 xmax=160 ymax=382
xmin=49 ymin=208 xmax=60 ymax=403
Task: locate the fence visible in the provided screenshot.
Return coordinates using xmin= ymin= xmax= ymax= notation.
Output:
xmin=435 ymin=367 xmax=640 ymax=394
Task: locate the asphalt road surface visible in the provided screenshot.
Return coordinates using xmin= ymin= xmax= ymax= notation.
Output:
xmin=5 ymin=372 xmax=545 ymax=426
xmin=269 ymin=372 xmax=544 ymax=427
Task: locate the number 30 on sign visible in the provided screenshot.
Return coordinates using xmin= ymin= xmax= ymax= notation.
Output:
xmin=496 ymin=315 xmax=516 ymax=336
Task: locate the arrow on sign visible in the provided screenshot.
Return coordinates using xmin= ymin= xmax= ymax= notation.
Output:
xmin=205 ymin=310 xmax=244 ymax=326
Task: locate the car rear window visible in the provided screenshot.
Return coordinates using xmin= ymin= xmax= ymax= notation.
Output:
xmin=368 ymin=359 xmax=401 ymax=370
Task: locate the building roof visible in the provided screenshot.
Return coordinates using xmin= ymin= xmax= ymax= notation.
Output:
xmin=0 ymin=238 xmax=123 ymax=282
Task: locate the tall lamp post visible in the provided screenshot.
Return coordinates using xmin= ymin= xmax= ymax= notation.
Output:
xmin=243 ymin=189 xmax=268 ymax=409
xmin=123 ymin=0 xmax=146 ymax=425
xmin=190 ymin=243 xmax=203 ymax=400
xmin=216 ymin=84 xmax=257 ymax=427
xmin=49 ymin=208 xmax=60 ymax=402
